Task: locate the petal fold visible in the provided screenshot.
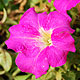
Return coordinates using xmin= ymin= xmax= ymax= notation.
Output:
xmin=15 ymin=48 xmax=49 ymax=78
xmin=38 ymin=11 xmax=74 ymax=33
xmin=47 ymin=46 xmax=68 ymax=67
xmin=51 ymin=27 xmax=76 ymax=52
xmin=20 ymin=8 xmax=39 ymax=29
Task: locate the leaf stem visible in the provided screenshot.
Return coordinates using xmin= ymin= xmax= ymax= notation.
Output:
xmin=0 ymin=0 xmax=7 ymax=9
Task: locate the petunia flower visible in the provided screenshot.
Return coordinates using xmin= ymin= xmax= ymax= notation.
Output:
xmin=48 ymin=0 xmax=80 ymax=21
xmin=5 ymin=8 xmax=76 ymax=78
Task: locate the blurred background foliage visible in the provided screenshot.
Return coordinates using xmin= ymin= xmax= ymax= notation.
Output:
xmin=0 ymin=0 xmax=80 ymax=80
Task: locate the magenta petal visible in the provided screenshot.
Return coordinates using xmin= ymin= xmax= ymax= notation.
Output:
xmin=5 ymin=24 xmax=42 ymax=53
xmin=38 ymin=12 xmax=48 ymax=30
xmin=8 ymin=24 xmax=40 ymax=38
xmin=47 ymin=46 xmax=68 ymax=67
xmin=15 ymin=48 xmax=49 ymax=78
xmin=48 ymin=0 xmax=51 ymax=3
xmin=5 ymin=37 xmax=42 ymax=55
xmin=51 ymin=27 xmax=76 ymax=52
xmin=38 ymin=11 xmax=74 ymax=33
xmin=54 ymin=0 xmax=80 ymax=21
xmin=54 ymin=0 xmax=80 ymax=11
xmin=20 ymin=7 xmax=39 ymax=29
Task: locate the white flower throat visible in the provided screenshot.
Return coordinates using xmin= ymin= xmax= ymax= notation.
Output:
xmin=39 ymin=28 xmax=53 ymax=46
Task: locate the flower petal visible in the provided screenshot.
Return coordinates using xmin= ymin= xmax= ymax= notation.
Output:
xmin=15 ymin=47 xmax=49 ymax=78
xmin=8 ymin=24 xmax=40 ymax=38
xmin=5 ymin=24 xmax=45 ymax=54
xmin=20 ymin=7 xmax=39 ymax=29
xmin=54 ymin=0 xmax=80 ymax=12
xmin=38 ymin=12 xmax=48 ymax=29
xmin=48 ymin=0 xmax=51 ymax=3
xmin=38 ymin=11 xmax=74 ymax=33
xmin=53 ymin=0 xmax=80 ymax=21
xmin=51 ymin=27 xmax=76 ymax=52
xmin=47 ymin=46 xmax=68 ymax=67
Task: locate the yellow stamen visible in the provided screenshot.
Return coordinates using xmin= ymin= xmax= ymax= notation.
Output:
xmin=39 ymin=28 xmax=52 ymax=46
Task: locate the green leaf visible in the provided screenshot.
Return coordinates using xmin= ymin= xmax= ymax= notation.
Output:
xmin=30 ymin=0 xmax=40 ymax=7
xmin=6 ymin=18 xmax=18 ymax=25
xmin=14 ymin=75 xmax=28 ymax=80
xmin=62 ymin=71 xmax=76 ymax=80
xmin=12 ymin=68 xmax=21 ymax=77
xmin=3 ymin=0 xmax=13 ymax=6
xmin=0 ymin=71 xmax=5 ymax=75
xmin=56 ymin=71 xmax=62 ymax=80
xmin=1 ymin=8 xmax=7 ymax=23
xmin=14 ymin=74 xmax=32 ymax=80
xmin=31 ymin=75 xmax=40 ymax=80
xmin=75 ymin=72 xmax=80 ymax=80
xmin=0 ymin=76 xmax=4 ymax=80
xmin=0 ymin=2 xmax=4 ymax=10
xmin=0 ymin=48 xmax=12 ymax=72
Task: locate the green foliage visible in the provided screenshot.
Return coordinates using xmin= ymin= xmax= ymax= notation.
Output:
xmin=3 ymin=0 xmax=13 ymax=6
xmin=0 ymin=48 xmax=12 ymax=74
xmin=14 ymin=74 xmax=32 ymax=80
xmin=0 ymin=0 xmax=80 ymax=80
xmin=63 ymin=71 xmax=76 ymax=80
xmin=0 ymin=2 xmax=4 ymax=10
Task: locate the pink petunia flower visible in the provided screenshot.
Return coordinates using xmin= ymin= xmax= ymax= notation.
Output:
xmin=5 ymin=8 xmax=76 ymax=78
xmin=48 ymin=0 xmax=80 ymax=21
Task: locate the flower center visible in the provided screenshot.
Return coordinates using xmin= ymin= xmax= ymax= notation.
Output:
xmin=39 ymin=28 xmax=52 ymax=46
